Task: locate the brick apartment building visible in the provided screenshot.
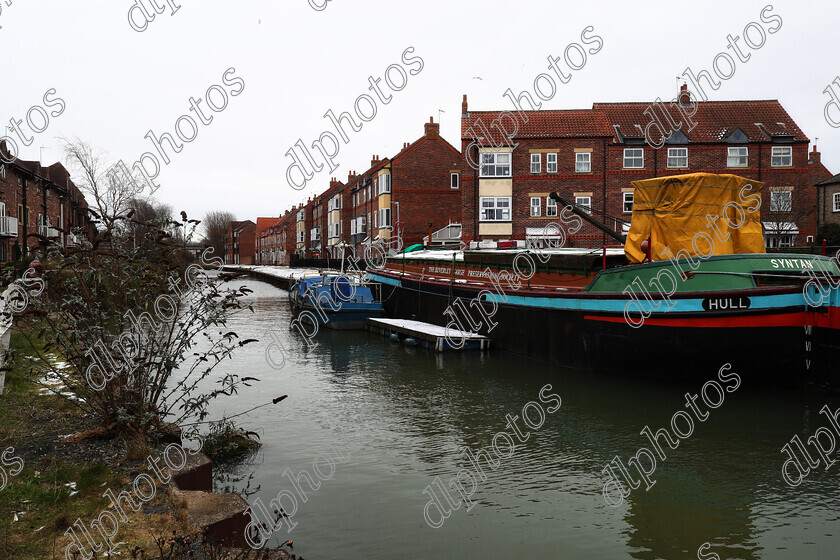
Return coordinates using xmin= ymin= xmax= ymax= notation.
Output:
xmin=0 ymin=141 xmax=94 ymax=263
xmin=321 ymin=117 xmax=464 ymax=258
xmin=257 ymin=219 xmax=277 ymax=265
xmin=257 ymin=209 xmax=297 ymax=265
xmin=461 ymin=89 xmax=833 ymax=249
xmin=224 ymin=220 xmax=255 ymax=264
xmin=816 ymin=168 xmax=840 ymax=229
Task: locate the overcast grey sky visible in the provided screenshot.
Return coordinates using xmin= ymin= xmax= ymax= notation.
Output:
xmin=2 ymin=0 xmax=838 ymax=224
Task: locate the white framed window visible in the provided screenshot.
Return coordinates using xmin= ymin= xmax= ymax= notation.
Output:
xmin=623 ymin=148 xmax=644 ymax=169
xmin=575 ymin=196 xmax=592 ymax=214
xmin=766 ymin=234 xmax=794 ymax=249
xmin=727 ymin=147 xmax=748 ymax=167
xmin=667 ymin=147 xmax=688 ymax=168
xmin=379 ymin=174 xmax=391 ymax=194
xmin=834 ymin=192 xmax=840 ymax=212
xmin=297 ymin=231 xmax=305 ymax=243
xmin=480 ymin=197 xmax=511 ymax=222
xmin=623 ymin=192 xmax=634 ymax=213
xmin=298 ymin=209 xmax=305 ymax=221
xmin=807 ymin=235 xmax=814 ymax=243
xmin=350 ymin=220 xmax=357 ymax=235
xmin=378 ymin=207 xmax=392 ymax=228
xmin=480 ymin=152 xmax=511 ymax=177
xmin=311 ymin=227 xmax=320 ymax=241
xmin=530 ymin=197 xmax=541 ymax=217
xmin=575 ymin=152 xmax=591 ymax=173
xmin=0 ymin=164 xmax=6 ymax=180
xmin=451 ymin=173 xmax=460 ymax=189
xmin=546 ymin=197 xmax=558 ymax=217
xmin=0 ymin=202 xmax=5 ymax=217
xmin=770 ymin=190 xmax=792 ymax=212
xmin=531 ymin=153 xmax=541 ymax=173
xmin=772 ymin=146 xmax=792 ymax=167
xmin=547 ymin=153 xmax=557 ymax=173
xmin=359 ymin=215 xmax=366 ymax=233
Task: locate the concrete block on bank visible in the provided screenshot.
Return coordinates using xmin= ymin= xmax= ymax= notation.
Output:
xmin=172 ymin=452 xmax=213 ymax=492
xmin=174 ymin=489 xmax=250 ymax=547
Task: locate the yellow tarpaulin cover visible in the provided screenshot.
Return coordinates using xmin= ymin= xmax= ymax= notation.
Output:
xmin=625 ymin=173 xmax=765 ymax=264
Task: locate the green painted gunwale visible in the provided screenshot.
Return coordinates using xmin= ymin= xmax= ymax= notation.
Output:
xmin=587 ymin=253 xmax=840 ymax=294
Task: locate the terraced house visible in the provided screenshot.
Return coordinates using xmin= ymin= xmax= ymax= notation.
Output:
xmin=282 ymin=117 xmax=463 ymax=260
xmin=224 ymin=220 xmax=255 ymax=264
xmin=341 ymin=117 xmax=463 ymax=256
xmin=0 ymin=141 xmax=94 ymax=263
xmin=460 ymin=89 xmax=833 ymax=248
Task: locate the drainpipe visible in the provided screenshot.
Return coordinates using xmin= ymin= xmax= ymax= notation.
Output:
xmin=22 ymin=176 xmax=28 ymax=258
xmin=602 ymin=137 xmax=607 ymax=247
xmin=472 ymin=143 xmax=479 ymax=244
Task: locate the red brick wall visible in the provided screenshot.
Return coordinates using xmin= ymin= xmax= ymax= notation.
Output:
xmin=463 ymin=137 xmax=825 ymax=247
xmin=392 ymin=133 xmax=464 ymax=246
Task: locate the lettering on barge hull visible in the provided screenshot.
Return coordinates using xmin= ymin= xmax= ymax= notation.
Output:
xmin=702 ymin=296 xmax=751 ymax=311
xmin=771 ymin=259 xmax=815 ymax=270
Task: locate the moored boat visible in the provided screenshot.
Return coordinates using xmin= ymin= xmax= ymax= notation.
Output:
xmin=368 ymin=173 xmax=840 ymax=381
xmin=289 ymin=273 xmax=384 ymax=330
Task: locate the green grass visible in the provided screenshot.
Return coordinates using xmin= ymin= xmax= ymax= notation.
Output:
xmin=0 ymin=327 xmax=123 ymax=559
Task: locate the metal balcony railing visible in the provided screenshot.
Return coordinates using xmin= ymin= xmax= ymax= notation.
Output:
xmin=0 ymin=216 xmax=18 ymax=237
xmin=38 ymin=224 xmax=59 ymax=238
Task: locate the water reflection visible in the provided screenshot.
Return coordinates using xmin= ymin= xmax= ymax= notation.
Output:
xmin=204 ymin=277 xmax=840 ymax=560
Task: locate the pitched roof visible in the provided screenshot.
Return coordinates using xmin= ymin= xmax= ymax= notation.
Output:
xmin=255 ymin=217 xmax=276 ymax=235
xmin=816 ymin=172 xmax=840 ymax=187
xmin=593 ymin=100 xmax=808 ymax=143
xmin=462 ymin=109 xmax=613 ymax=144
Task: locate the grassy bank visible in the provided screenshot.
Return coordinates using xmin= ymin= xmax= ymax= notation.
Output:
xmin=0 ymin=327 xmax=189 ymax=560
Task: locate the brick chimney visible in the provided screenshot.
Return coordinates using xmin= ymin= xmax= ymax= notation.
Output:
xmin=0 ymin=139 xmax=12 ymax=162
xmin=425 ymin=117 xmax=439 ymax=136
xmin=809 ymin=144 xmax=821 ymax=165
xmin=462 ymin=94 xmax=468 ymax=116
xmin=371 ymin=154 xmax=380 ymax=167
xmin=348 ymin=170 xmax=357 ymax=182
xmin=678 ymin=83 xmax=692 ymax=106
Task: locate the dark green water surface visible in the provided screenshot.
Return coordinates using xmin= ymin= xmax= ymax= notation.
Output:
xmin=204 ymin=278 xmax=840 ymax=559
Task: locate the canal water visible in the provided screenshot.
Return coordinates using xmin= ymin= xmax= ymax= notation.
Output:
xmin=205 ymin=277 xmax=840 ymax=559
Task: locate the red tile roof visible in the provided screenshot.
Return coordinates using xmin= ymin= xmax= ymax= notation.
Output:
xmin=593 ymin=100 xmax=808 ymax=143
xmin=462 ymin=109 xmax=613 ymax=144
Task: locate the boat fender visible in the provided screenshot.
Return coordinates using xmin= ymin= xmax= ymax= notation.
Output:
xmin=389 ymin=333 xmax=400 ymax=342
xmin=405 ymin=338 xmax=418 ymax=346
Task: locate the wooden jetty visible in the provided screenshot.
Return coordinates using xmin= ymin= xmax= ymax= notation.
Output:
xmin=366 ymin=318 xmax=490 ymax=352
